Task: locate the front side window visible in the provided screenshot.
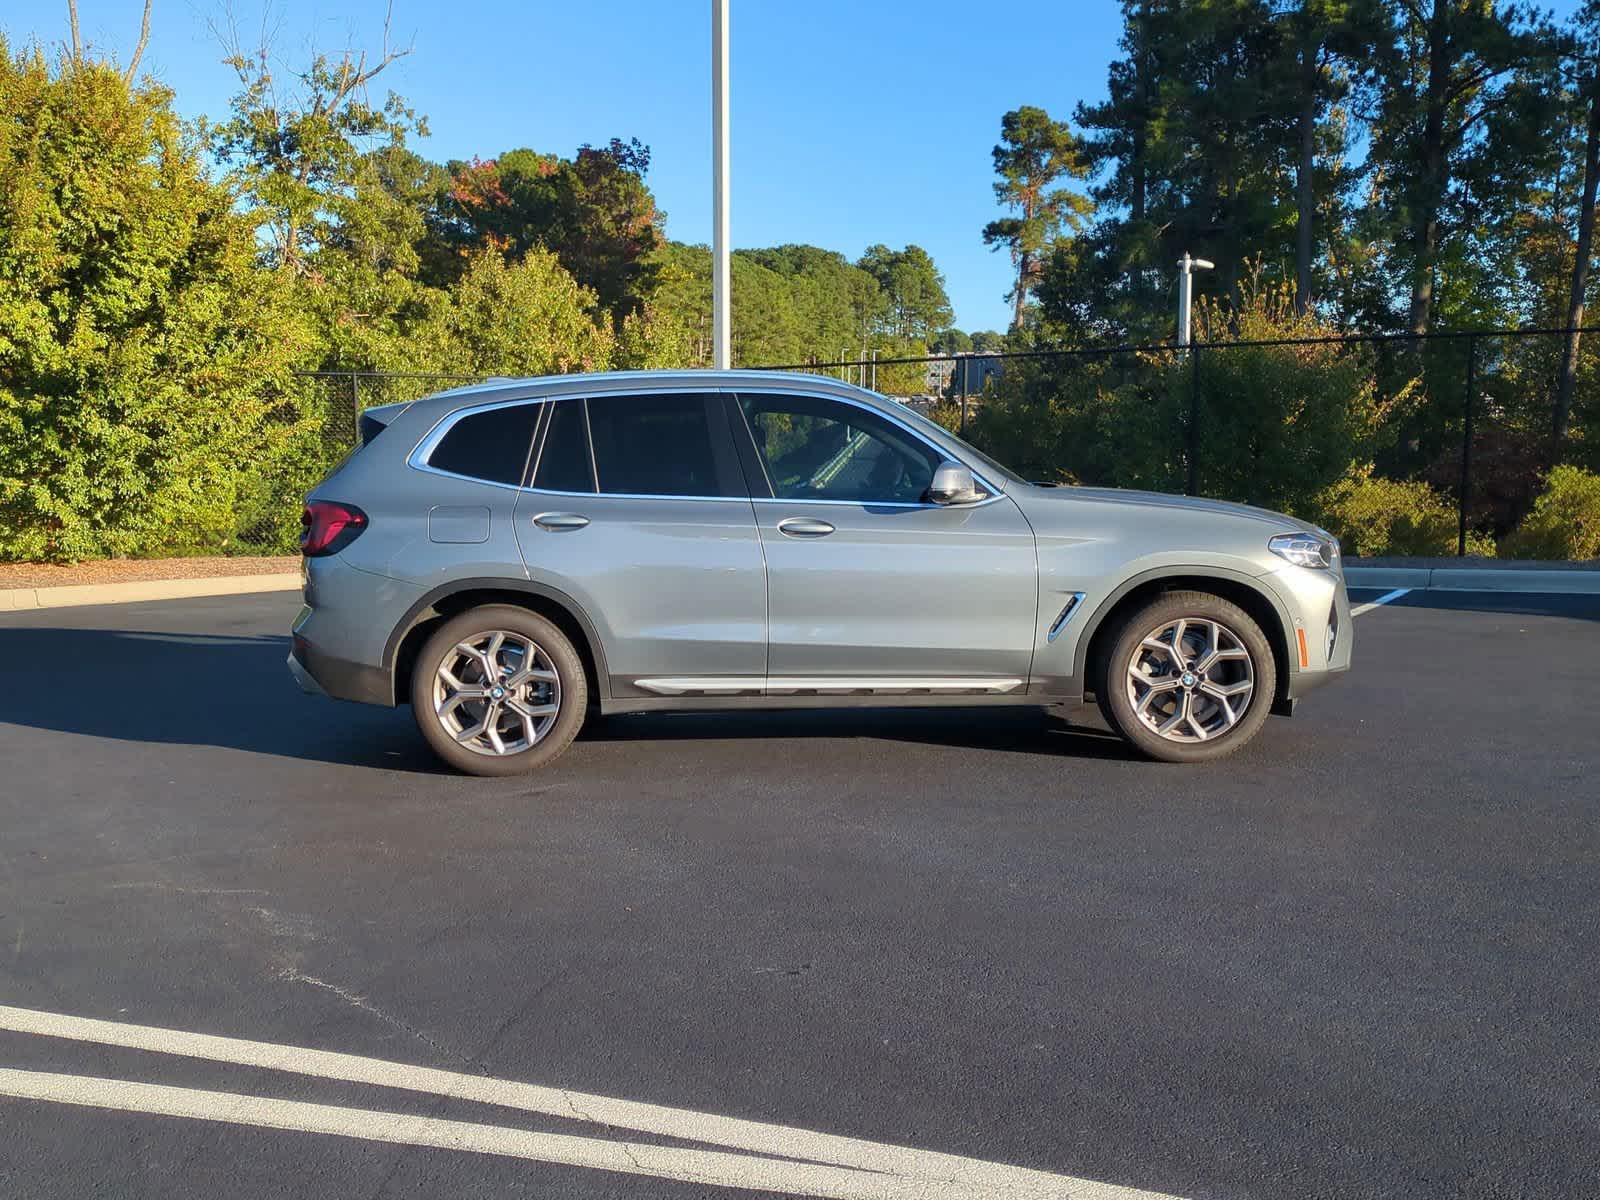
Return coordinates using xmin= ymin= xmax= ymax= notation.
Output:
xmin=738 ymin=394 xmax=943 ymax=504
xmin=426 ymin=402 xmax=542 ymax=486
xmin=586 ymin=393 xmax=736 ymax=497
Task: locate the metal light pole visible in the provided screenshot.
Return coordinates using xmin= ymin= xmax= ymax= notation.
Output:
xmin=711 ymin=0 xmax=731 ymax=369
xmin=1176 ymin=252 xmax=1214 ymax=348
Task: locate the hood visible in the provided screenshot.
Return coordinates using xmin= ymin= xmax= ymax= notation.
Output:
xmin=1020 ymin=483 xmax=1319 ymax=532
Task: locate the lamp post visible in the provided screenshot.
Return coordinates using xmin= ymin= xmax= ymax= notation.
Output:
xmin=711 ymin=0 xmax=731 ymax=369
xmin=1177 ymin=252 xmax=1214 ymax=348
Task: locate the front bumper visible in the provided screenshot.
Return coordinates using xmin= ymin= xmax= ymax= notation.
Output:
xmin=1259 ymin=564 xmax=1353 ymax=704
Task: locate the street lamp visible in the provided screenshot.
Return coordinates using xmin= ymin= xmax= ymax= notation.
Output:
xmin=1177 ymin=252 xmax=1214 ymax=348
xmin=711 ymin=0 xmax=731 ymax=369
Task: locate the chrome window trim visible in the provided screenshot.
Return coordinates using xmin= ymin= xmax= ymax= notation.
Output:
xmin=407 ymin=395 xmax=546 ymax=490
xmin=409 ymin=385 xmax=1003 ymax=505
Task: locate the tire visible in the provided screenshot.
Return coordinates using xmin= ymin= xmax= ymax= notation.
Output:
xmin=410 ymin=605 xmax=587 ymax=776
xmin=1096 ymin=590 xmax=1277 ymax=764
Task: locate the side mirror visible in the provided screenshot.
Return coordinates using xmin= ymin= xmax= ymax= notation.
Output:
xmin=926 ymin=461 xmax=981 ymax=505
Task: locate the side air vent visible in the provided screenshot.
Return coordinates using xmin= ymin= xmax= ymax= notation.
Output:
xmin=1046 ymin=592 xmax=1088 ymax=642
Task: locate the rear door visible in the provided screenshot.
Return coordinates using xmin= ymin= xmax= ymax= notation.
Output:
xmin=728 ymin=390 xmax=1038 ymax=693
xmin=512 ymin=391 xmax=767 ymax=700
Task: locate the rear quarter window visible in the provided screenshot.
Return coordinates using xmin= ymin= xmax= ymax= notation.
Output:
xmin=426 ymin=403 xmax=543 ymax=486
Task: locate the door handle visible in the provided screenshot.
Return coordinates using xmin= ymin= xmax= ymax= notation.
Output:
xmin=533 ymin=512 xmax=590 ymax=532
xmin=776 ymin=517 xmax=835 ymax=538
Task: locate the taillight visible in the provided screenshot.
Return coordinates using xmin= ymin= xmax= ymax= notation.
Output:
xmin=300 ymin=501 xmax=368 ymax=557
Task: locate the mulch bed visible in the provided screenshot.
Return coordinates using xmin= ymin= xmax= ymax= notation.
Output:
xmin=0 ymin=556 xmax=300 ymax=591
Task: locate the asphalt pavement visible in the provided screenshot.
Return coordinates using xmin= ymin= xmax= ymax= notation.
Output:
xmin=0 ymin=588 xmax=1596 ymax=1199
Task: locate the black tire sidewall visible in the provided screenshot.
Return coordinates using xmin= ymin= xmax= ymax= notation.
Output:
xmin=1098 ymin=593 xmax=1276 ymax=763
xmin=410 ymin=605 xmax=587 ymax=776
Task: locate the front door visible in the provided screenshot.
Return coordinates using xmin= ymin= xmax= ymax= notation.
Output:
xmin=729 ymin=391 xmax=1038 ymax=693
xmin=513 ymin=391 xmax=767 ymax=699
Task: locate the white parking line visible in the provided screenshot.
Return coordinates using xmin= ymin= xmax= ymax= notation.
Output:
xmin=0 ymin=1005 xmax=1181 ymax=1200
xmin=1351 ymin=587 xmax=1412 ymax=617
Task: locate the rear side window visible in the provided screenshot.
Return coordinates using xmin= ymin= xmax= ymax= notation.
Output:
xmin=534 ymin=400 xmax=595 ymax=493
xmin=585 ymin=393 xmax=738 ymax=497
xmin=427 ymin=403 xmax=542 ymax=486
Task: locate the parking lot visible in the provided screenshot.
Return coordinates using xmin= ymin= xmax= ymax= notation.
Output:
xmin=0 ymin=586 xmax=1595 ymax=1199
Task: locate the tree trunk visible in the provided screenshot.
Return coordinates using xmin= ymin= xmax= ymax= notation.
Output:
xmin=1555 ymin=84 xmax=1600 ymax=459
xmin=1408 ymin=0 xmax=1451 ymax=338
xmin=1013 ymin=249 xmax=1031 ymax=329
xmin=1295 ymin=50 xmax=1317 ymax=315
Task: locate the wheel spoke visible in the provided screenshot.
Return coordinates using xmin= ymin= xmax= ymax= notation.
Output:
xmin=453 ymin=709 xmax=491 ymax=743
xmin=1134 ymin=676 xmax=1182 ymax=713
xmin=1201 ymin=678 xmax=1252 ymax=699
xmin=1200 ymin=688 xmax=1237 ymax=727
xmin=1155 ymin=691 xmax=1191 ymax=735
xmin=505 ymin=663 xmax=557 ymax=688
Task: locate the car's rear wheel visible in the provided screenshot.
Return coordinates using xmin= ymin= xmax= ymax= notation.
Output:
xmin=1097 ymin=591 xmax=1276 ymax=763
xmin=410 ymin=605 xmax=586 ymax=776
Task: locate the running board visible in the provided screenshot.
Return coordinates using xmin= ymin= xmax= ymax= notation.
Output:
xmin=632 ymin=676 xmax=1026 ymax=697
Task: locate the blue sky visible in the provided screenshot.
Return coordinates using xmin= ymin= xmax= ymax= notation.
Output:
xmin=25 ymin=0 xmax=1129 ymax=332
xmin=20 ymin=2 xmax=1589 ymax=332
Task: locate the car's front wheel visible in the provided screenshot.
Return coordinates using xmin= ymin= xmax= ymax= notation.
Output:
xmin=1098 ymin=591 xmax=1276 ymax=763
xmin=410 ymin=605 xmax=586 ymax=776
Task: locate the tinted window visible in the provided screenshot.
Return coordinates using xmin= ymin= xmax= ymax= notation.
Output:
xmin=586 ymin=393 xmax=735 ymax=497
xmin=427 ymin=403 xmax=541 ymax=486
xmin=739 ymin=394 xmax=942 ymax=503
xmin=534 ymin=400 xmax=595 ymax=492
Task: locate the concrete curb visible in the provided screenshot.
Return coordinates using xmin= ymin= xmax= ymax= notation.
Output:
xmin=0 ymin=573 xmax=301 ymax=612
xmin=1346 ymin=566 xmax=1600 ymax=594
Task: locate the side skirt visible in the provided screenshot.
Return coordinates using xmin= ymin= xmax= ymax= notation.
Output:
xmin=598 ymin=693 xmax=1058 ymax=716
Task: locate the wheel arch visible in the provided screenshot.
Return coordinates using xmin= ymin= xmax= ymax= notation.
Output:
xmin=384 ymin=578 xmax=610 ymax=708
xmin=1075 ymin=568 xmax=1293 ymax=706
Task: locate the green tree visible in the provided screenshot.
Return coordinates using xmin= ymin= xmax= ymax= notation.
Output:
xmin=211 ymin=24 xmax=423 ymax=275
xmin=857 ymin=244 xmax=954 ymax=341
xmin=982 ymin=106 xmax=1094 ymax=329
xmin=1364 ymin=0 xmax=1554 ymax=335
xmin=0 ymin=44 xmax=308 ymax=560
xmin=432 ymin=140 xmax=662 ymax=325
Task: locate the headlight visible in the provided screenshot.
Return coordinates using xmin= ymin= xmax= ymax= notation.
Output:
xmin=1269 ymin=531 xmax=1336 ymax=569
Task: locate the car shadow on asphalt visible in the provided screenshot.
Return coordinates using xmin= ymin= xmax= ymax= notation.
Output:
xmin=0 ymin=626 xmax=447 ymax=773
xmin=0 ymin=626 xmax=1140 ymax=768
xmin=580 ymin=705 xmax=1143 ymax=761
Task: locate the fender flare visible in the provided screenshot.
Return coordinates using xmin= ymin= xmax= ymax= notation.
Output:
xmin=1069 ymin=565 xmax=1295 ymax=685
xmin=382 ymin=576 xmax=613 ymax=701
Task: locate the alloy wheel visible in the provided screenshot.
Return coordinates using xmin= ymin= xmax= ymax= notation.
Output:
xmin=1124 ymin=617 xmax=1255 ymax=743
xmin=431 ymin=630 xmax=562 ymax=756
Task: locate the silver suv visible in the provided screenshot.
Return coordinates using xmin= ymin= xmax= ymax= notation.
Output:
xmin=289 ymin=371 xmax=1350 ymax=774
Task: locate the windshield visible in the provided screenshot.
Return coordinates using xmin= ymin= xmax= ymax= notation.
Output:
xmin=893 ymin=403 xmax=1027 ymax=489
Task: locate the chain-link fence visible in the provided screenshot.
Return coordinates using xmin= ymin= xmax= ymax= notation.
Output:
xmin=761 ymin=328 xmax=1600 ymax=557
xmin=232 ymin=371 xmax=487 ymax=554
xmin=269 ymin=330 xmax=1599 ymax=559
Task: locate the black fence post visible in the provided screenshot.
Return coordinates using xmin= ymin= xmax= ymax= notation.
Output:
xmin=349 ymin=371 xmax=361 ymax=446
xmin=1457 ymin=335 xmax=1476 ymax=557
xmin=959 ymin=356 xmax=969 ymax=435
xmin=1186 ymin=345 xmax=1201 ymax=495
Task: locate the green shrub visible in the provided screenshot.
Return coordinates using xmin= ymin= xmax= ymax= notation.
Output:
xmin=1502 ymin=465 xmax=1600 ymax=560
xmin=0 ymin=47 xmax=309 ymax=562
xmin=1314 ymin=469 xmax=1495 ymax=558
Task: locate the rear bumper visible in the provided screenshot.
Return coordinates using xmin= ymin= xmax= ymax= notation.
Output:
xmin=287 ymin=648 xmax=325 ymax=696
xmin=288 ymin=555 xmax=423 ymax=707
xmin=288 ymin=631 xmax=395 ymax=706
